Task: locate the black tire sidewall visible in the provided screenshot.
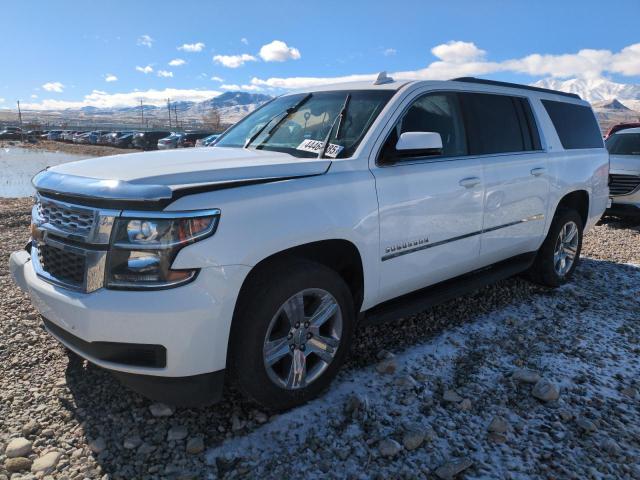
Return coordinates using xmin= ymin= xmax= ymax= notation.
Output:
xmin=229 ymin=259 xmax=355 ymax=410
xmin=537 ymin=209 xmax=584 ymax=287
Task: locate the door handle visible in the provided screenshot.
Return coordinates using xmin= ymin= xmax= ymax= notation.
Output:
xmin=530 ymin=167 xmax=546 ymax=177
xmin=458 ymin=177 xmax=481 ymax=189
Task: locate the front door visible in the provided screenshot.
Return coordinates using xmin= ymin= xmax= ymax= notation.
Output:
xmin=371 ymin=92 xmax=485 ymax=303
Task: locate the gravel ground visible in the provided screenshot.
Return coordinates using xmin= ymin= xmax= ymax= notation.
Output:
xmin=0 ymin=197 xmax=638 ymax=479
xmin=0 ymin=141 xmax=138 ymax=158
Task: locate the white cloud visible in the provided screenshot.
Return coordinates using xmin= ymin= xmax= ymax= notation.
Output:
xmin=137 ymin=34 xmax=153 ymax=48
xmin=31 ymin=94 xmax=38 ymax=99
xmin=213 ymin=53 xmax=257 ymax=68
xmin=383 ymin=48 xmax=397 ymax=56
xmin=210 ymin=76 xmax=224 ymax=82
xmin=135 ymin=65 xmax=153 ymax=74
xmin=220 ymin=83 xmax=262 ymax=92
xmin=241 ymin=37 xmax=248 ymax=45
xmin=259 ymin=40 xmax=301 ymax=62
xmin=168 ymin=58 xmax=186 ymax=67
xmin=157 ymin=70 xmax=174 ymax=78
xmin=21 ymin=88 xmax=222 ymax=110
xmin=0 ymin=98 xmax=5 ymax=104
xmin=178 ymin=42 xmax=205 ymax=52
xmin=251 ymin=41 xmax=640 ymax=90
xmin=431 ymin=41 xmax=486 ymax=63
xmin=42 ymin=82 xmax=64 ymax=93
xmin=105 ymin=74 xmax=118 ymax=82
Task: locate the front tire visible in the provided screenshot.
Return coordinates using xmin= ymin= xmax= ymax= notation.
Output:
xmin=528 ymin=209 xmax=583 ymax=287
xmin=228 ymin=259 xmax=355 ymax=410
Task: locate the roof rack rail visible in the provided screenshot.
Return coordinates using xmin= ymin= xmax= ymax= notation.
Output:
xmin=451 ymin=77 xmax=581 ymax=100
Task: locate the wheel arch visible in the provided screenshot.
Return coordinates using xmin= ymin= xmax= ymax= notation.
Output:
xmin=554 ymin=189 xmax=589 ymax=226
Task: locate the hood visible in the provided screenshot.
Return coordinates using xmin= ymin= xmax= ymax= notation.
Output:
xmin=35 ymin=147 xmax=331 ymax=204
xmin=609 ymin=154 xmax=640 ymax=174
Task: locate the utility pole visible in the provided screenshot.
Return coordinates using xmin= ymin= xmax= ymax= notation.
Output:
xmin=17 ymin=100 xmax=24 ymax=142
xmin=174 ymin=105 xmax=178 ymax=129
xmin=140 ymin=99 xmax=144 ymax=129
xmin=167 ymin=98 xmax=172 ymax=129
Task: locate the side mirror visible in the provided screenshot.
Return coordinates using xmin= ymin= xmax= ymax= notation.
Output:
xmin=395 ymin=131 xmax=443 ymax=155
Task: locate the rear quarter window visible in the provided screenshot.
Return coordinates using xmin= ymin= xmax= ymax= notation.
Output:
xmin=541 ymin=100 xmax=603 ymax=150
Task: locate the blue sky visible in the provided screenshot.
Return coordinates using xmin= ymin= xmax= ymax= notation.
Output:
xmin=1 ymin=0 xmax=639 ymax=109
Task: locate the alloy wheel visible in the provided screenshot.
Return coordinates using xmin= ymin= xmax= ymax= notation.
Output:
xmin=262 ymin=288 xmax=343 ymax=390
xmin=553 ymin=220 xmax=579 ymax=276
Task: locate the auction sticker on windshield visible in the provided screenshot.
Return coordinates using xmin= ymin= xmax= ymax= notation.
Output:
xmin=296 ymin=139 xmax=344 ymax=158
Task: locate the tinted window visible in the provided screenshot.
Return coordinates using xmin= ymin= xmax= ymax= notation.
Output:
xmin=380 ymin=93 xmax=466 ymax=162
xmin=606 ymin=132 xmax=640 ymax=155
xmin=541 ymin=100 xmax=603 ymax=149
xmin=460 ymin=93 xmax=531 ymax=155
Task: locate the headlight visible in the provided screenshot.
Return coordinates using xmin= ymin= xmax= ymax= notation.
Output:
xmin=106 ymin=210 xmax=220 ymax=289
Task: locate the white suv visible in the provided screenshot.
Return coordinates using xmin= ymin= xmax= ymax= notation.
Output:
xmin=10 ymin=75 xmax=609 ymax=409
xmin=605 ymin=127 xmax=640 ymax=217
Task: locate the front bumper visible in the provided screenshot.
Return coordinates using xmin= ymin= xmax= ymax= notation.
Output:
xmin=10 ymin=249 xmax=250 ymax=402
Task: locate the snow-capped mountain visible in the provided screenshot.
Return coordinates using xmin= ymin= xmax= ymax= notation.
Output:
xmin=533 ymin=77 xmax=640 ymax=110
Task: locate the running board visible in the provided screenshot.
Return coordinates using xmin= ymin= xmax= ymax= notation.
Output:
xmin=362 ymin=252 xmax=536 ymax=325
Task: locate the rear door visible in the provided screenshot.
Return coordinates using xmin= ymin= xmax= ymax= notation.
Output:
xmin=459 ymin=92 xmax=549 ymax=263
xmin=371 ymin=91 xmax=486 ymax=303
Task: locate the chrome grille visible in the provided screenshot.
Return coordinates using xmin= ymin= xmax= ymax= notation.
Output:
xmin=37 ymin=198 xmax=95 ymax=236
xmin=37 ymin=244 xmax=86 ymax=286
xmin=609 ymin=174 xmax=640 ymax=196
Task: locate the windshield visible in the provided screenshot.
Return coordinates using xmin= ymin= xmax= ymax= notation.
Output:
xmin=606 ymin=133 xmax=640 ymax=155
xmin=215 ymin=90 xmax=394 ymax=158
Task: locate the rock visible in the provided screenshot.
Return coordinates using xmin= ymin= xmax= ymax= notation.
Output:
xmin=88 ymin=437 xmax=106 ymax=454
xmin=512 ymin=368 xmax=541 ymax=384
xmin=458 ymin=398 xmax=472 ymax=411
xmin=344 ymin=393 xmax=367 ymax=414
xmin=394 ymin=375 xmax=418 ymax=388
xmin=435 ymin=458 xmax=473 ymax=480
xmin=601 ymin=438 xmax=620 ymax=457
xmin=375 ymin=358 xmax=397 ymax=375
xmin=488 ymin=416 xmax=509 ymax=434
xmin=376 ymin=349 xmax=394 ymax=360
xmin=488 ymin=432 xmax=507 ymax=443
xmin=621 ymin=387 xmax=637 ymax=399
xmin=5 ymin=438 xmax=32 ymax=458
xmin=576 ymin=416 xmax=597 ymax=434
xmin=5 ymin=457 xmax=32 ymax=473
xmin=31 ymin=451 xmax=61 ymax=474
xmin=137 ymin=443 xmax=156 ymax=455
xmin=231 ymin=414 xmax=246 ymax=432
xmin=402 ymin=429 xmax=425 ymax=451
xmin=21 ymin=420 xmax=39 ymax=436
xmin=149 ymin=403 xmax=175 ymax=417
xmin=123 ymin=436 xmax=141 ymax=450
xmin=186 ymin=437 xmax=205 ymax=455
xmin=443 ymin=390 xmax=463 ymax=403
xmin=531 ymin=378 xmax=560 ymax=402
xmin=167 ymin=425 xmax=188 ymax=441
xmin=378 ymin=438 xmax=402 ymax=457
xmin=254 ymin=412 xmax=268 ymax=424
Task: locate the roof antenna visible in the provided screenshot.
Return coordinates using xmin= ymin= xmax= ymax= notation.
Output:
xmin=374 ymin=71 xmax=394 ymax=85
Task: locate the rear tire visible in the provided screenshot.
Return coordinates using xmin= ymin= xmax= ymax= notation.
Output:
xmin=228 ymin=259 xmax=355 ymax=410
xmin=528 ymin=209 xmax=583 ymax=287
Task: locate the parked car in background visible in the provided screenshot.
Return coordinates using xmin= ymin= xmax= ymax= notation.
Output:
xmin=195 ymin=134 xmax=220 ymax=147
xmin=114 ymin=132 xmax=136 ymax=148
xmin=46 ymin=130 xmax=63 ymax=141
xmin=605 ymin=122 xmax=640 ymax=139
xmin=10 ymin=76 xmax=609 ymax=409
xmin=132 ymin=131 xmax=171 ymax=150
xmin=0 ymin=127 xmax=23 ymax=140
xmin=179 ymin=132 xmax=214 ymax=148
xmin=157 ymin=132 xmax=185 ymax=150
xmin=605 ymin=127 xmax=640 ymax=218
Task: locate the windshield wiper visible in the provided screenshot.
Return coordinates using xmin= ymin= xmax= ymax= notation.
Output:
xmin=244 ymin=93 xmax=312 ymax=149
xmin=318 ymin=93 xmax=351 ymax=159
